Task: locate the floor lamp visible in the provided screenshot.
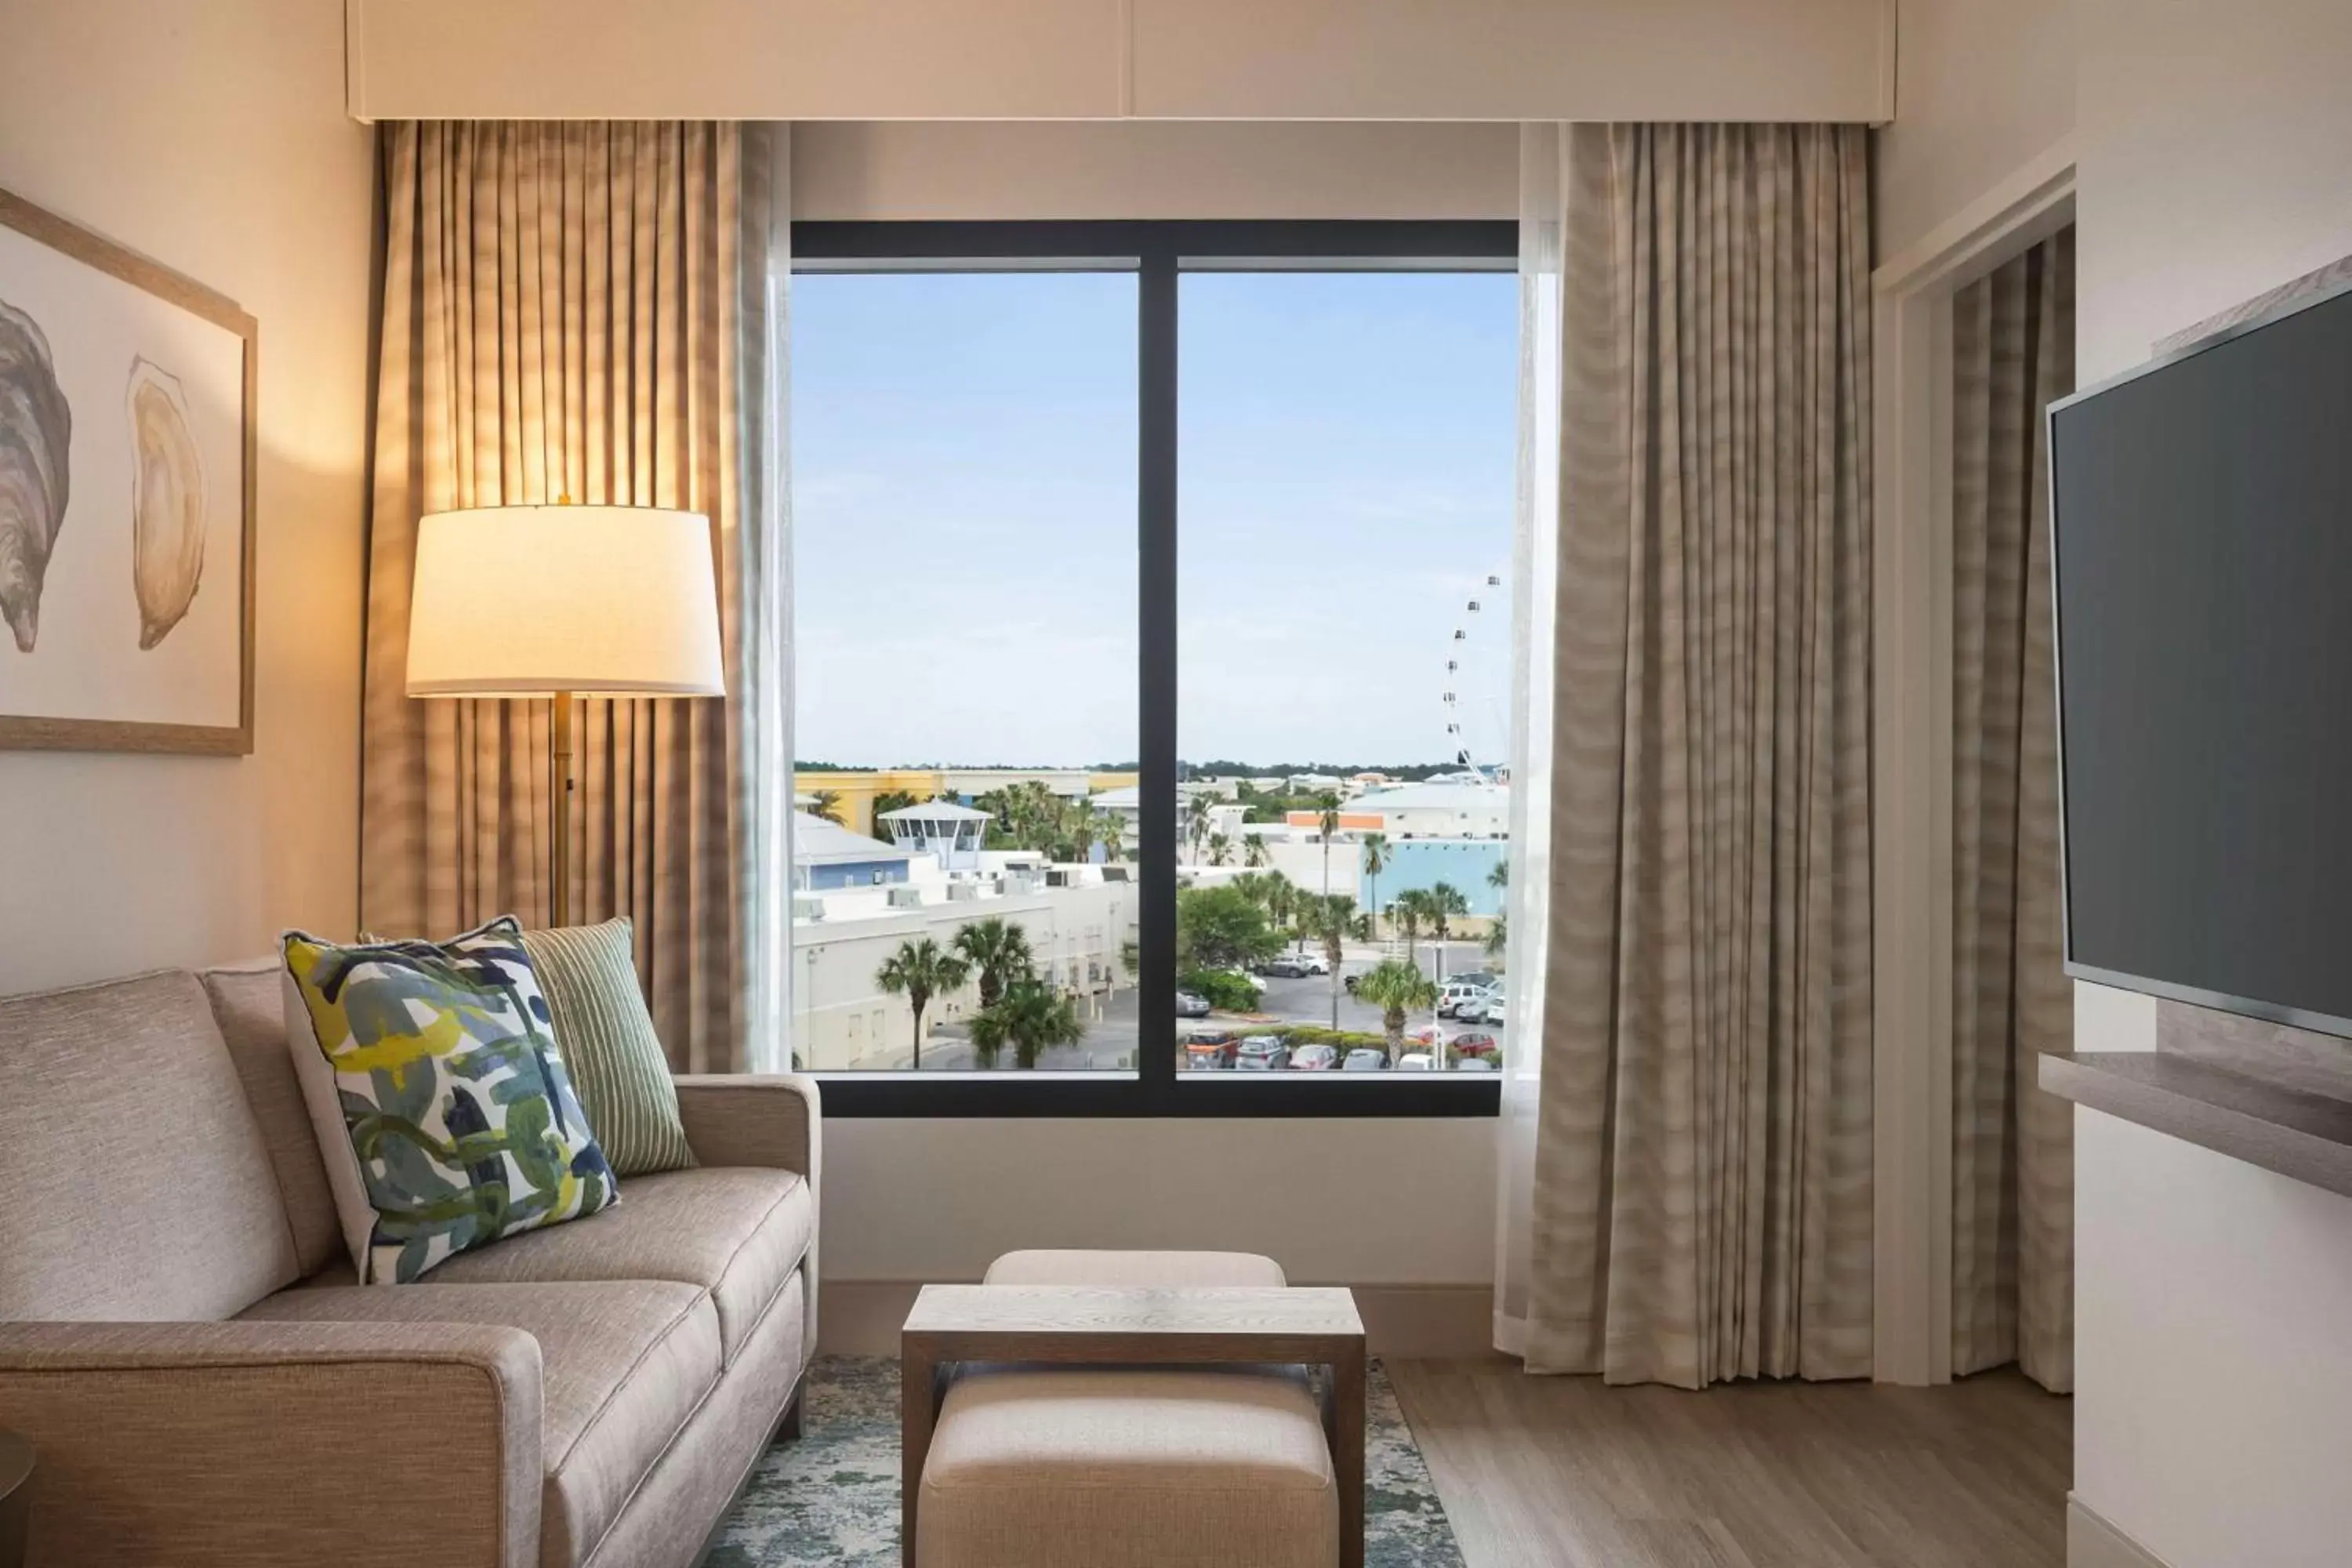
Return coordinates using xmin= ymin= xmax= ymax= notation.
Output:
xmin=405 ymin=503 xmax=726 ymax=928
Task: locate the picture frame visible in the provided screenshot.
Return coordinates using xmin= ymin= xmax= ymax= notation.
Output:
xmin=0 ymin=185 xmax=257 ymax=755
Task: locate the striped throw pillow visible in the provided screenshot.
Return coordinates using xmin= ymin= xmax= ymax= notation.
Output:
xmin=521 ymin=919 xmax=695 ymax=1176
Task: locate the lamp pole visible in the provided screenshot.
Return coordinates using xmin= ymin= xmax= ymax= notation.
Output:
xmin=552 ymin=691 xmax=574 ymax=928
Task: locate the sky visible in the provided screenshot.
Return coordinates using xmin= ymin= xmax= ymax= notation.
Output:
xmin=791 ymin=267 xmax=1518 ymax=770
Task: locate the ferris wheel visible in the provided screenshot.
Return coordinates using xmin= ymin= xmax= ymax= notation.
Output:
xmin=1442 ymin=573 xmax=1508 ymax=777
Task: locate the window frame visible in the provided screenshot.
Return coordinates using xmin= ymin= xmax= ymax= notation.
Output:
xmin=792 ymin=220 xmax=1513 ymax=1119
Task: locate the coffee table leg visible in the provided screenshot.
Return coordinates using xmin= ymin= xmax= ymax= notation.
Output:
xmin=1333 ymin=1345 xmax=1366 ymax=1568
xmin=902 ymin=1346 xmax=937 ymax=1566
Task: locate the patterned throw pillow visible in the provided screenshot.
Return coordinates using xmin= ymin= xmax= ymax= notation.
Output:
xmin=281 ymin=917 xmax=618 ymax=1284
xmin=519 ymin=919 xmax=695 ymax=1177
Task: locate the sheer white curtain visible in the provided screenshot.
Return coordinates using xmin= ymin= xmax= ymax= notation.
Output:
xmin=744 ymin=125 xmax=795 ymax=1073
xmin=1493 ymin=122 xmax=1565 ymax=1356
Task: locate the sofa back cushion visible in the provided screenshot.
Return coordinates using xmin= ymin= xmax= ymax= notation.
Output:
xmin=200 ymin=959 xmax=343 ymax=1278
xmin=0 ymin=970 xmax=299 ymax=1320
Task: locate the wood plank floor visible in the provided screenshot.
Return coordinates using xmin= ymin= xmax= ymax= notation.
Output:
xmin=1387 ymin=1358 xmax=2071 ymax=1568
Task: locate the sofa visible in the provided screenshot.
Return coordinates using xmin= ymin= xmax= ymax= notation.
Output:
xmin=0 ymin=959 xmax=821 ymax=1568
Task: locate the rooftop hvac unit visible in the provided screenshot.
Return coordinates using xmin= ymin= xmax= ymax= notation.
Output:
xmin=887 ymin=886 xmax=926 ymax=909
xmin=946 ymin=882 xmax=979 ymax=902
xmin=1046 ymin=869 xmax=1075 ymax=888
xmin=1004 ymin=873 xmax=1040 ymax=895
xmin=790 ymin=896 xmax=826 ymax=923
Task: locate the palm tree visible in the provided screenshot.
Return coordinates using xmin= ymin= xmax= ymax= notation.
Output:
xmin=1301 ymin=892 xmax=1355 ymax=1028
xmin=873 ymin=938 xmax=971 ymax=1069
xmin=1261 ymin=872 xmax=1298 ymax=952
xmin=1426 ymin=881 xmax=1469 ymax=982
xmin=1354 ymin=958 xmax=1439 ymax=1062
xmin=808 ymin=789 xmax=847 ymax=827
xmin=1315 ymin=790 xmax=1342 ymax=898
xmin=1390 ymin=887 xmax=1430 ymax=965
xmin=1185 ymin=791 xmax=1214 ymax=863
xmin=1098 ymin=809 xmax=1127 ymax=863
xmin=1207 ymin=832 xmax=1232 ymax=867
xmin=869 ymin=788 xmax=924 ymax=826
xmin=1243 ymin=836 xmax=1269 ymax=868
xmin=1359 ymin=832 xmax=1390 ymax=937
xmin=968 ymin=978 xmax=1084 ymax=1069
xmin=1484 ymin=909 xmax=1510 ymax=964
xmin=1488 ymin=858 xmax=1509 ymax=891
xmin=952 ymin=916 xmax=1034 ymax=1013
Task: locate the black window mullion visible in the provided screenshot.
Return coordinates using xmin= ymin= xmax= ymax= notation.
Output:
xmin=1137 ymin=243 xmax=1180 ymax=1109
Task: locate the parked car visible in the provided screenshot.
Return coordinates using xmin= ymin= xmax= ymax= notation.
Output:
xmin=1183 ymin=1029 xmax=1238 ymax=1069
xmin=1289 ymin=1043 xmax=1341 ymax=1071
xmin=1259 ymin=956 xmax=1312 ymax=979
xmin=1454 ymin=1056 xmax=1496 ymax=1072
xmin=1459 ymin=985 xmax=1506 ymax=1024
xmin=1482 ymin=998 xmax=1508 ymax=1027
xmin=1450 ymin=1031 xmax=1500 ymax=1058
xmin=1294 ymin=953 xmax=1330 ymax=975
xmin=1174 ymin=989 xmax=1212 ymax=1018
xmin=1437 ymin=982 xmax=1487 ymax=1018
xmin=1406 ymin=1023 xmax=1444 ymax=1047
xmin=1236 ymin=1036 xmax=1290 ymax=1070
xmin=1449 ymin=970 xmax=1498 ymax=991
xmin=1341 ymin=1048 xmax=1388 ymax=1071
xmin=1396 ymin=1051 xmax=1437 ymax=1071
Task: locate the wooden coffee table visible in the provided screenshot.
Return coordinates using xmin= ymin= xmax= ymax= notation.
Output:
xmin=901 ymin=1283 xmax=1367 ymax=1567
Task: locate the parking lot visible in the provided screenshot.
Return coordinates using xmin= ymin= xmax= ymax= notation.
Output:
xmin=919 ymin=941 xmax=1499 ymax=1071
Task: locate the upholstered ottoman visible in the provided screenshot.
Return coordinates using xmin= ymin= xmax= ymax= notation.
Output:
xmin=912 ymin=1250 xmax=1345 ymax=1568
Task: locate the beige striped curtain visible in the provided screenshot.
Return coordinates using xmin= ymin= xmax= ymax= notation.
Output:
xmin=360 ymin=122 xmax=786 ymax=1075
xmin=1520 ymin=123 xmax=1875 ymax=1387
xmin=1950 ymin=227 xmax=2075 ymax=1393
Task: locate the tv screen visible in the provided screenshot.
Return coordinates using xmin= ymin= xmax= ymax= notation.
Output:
xmin=2050 ymin=281 xmax=2352 ymax=1035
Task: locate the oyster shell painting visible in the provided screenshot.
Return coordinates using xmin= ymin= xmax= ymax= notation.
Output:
xmin=125 ymin=355 xmax=205 ymax=649
xmin=0 ymin=297 xmax=72 ymax=654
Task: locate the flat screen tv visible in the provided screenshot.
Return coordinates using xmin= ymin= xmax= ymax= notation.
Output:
xmin=2049 ymin=278 xmax=2352 ymax=1037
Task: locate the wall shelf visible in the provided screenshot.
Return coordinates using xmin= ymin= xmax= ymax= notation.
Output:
xmin=2042 ymin=1050 xmax=2352 ymax=1201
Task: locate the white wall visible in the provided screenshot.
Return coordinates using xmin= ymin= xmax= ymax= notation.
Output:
xmin=0 ymin=1 xmax=371 ymax=993
xmin=1871 ymin=0 xmax=2075 ymax=261
xmin=825 ymin=1116 xmax=1497 ymax=1285
xmin=2065 ymin=3 xmax=2352 ymax=1562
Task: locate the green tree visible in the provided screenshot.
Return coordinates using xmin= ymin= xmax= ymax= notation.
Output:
xmin=1315 ymin=790 xmax=1343 ymax=898
xmin=1354 ymin=957 xmax=1439 ymax=1062
xmin=1488 ymin=858 xmax=1509 ymax=891
xmin=1300 ymin=892 xmax=1356 ymax=1029
xmin=869 ymin=789 xmax=925 ymax=829
xmin=808 ymin=789 xmax=847 ymax=827
xmin=967 ymin=977 xmax=1084 ymax=1069
xmin=1426 ymin=881 xmax=1469 ymax=981
xmin=1207 ymin=831 xmax=1232 ymax=867
xmin=1185 ymin=791 xmax=1214 ymax=863
xmin=873 ymin=938 xmax=971 ymax=1069
xmin=1390 ymin=887 xmax=1432 ymax=964
xmin=952 ymin=916 xmax=1035 ymax=1013
xmin=1176 ymin=884 xmax=1283 ymax=972
xmin=1359 ymin=832 xmax=1390 ymax=936
xmin=1243 ymin=836 xmax=1269 ymax=868
xmin=1260 ymin=871 xmax=1298 ymax=951
xmin=1098 ymin=808 xmax=1127 ymax=863
xmin=1484 ymin=909 xmax=1509 ymax=964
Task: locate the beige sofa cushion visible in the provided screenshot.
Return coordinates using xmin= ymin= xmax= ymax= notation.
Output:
xmin=0 ymin=970 xmax=296 ymax=1320
xmin=199 ymin=959 xmax=342 ymax=1279
xmin=241 ymin=1279 xmax=718 ymax=1568
xmin=919 ymin=1368 xmax=1338 ymax=1568
xmin=984 ymin=1250 xmax=1288 ymax=1287
xmin=424 ymin=1167 xmax=811 ymax=1366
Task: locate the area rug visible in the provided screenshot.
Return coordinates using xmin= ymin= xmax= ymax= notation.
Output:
xmin=709 ymin=1356 xmax=1466 ymax=1567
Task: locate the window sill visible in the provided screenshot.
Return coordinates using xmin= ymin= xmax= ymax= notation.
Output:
xmin=811 ymin=1070 xmax=1502 ymax=1119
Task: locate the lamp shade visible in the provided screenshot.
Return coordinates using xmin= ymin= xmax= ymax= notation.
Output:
xmin=406 ymin=505 xmax=725 ymax=698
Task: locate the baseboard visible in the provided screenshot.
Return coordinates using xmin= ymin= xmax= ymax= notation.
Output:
xmin=2069 ymin=1495 xmax=2175 ymax=1568
xmin=818 ymin=1279 xmax=1497 ymax=1359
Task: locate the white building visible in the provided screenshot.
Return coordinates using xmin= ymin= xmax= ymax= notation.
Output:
xmin=1348 ymin=780 xmax=1511 ymax=839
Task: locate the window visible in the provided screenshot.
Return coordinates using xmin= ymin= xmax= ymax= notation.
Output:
xmin=791 ymin=223 xmax=1512 ymax=1116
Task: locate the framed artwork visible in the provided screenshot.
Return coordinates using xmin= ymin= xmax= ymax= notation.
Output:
xmin=0 ymin=187 xmax=256 ymax=753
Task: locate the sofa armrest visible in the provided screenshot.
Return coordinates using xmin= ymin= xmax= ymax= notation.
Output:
xmin=0 ymin=1319 xmax=542 ymax=1568
xmin=673 ymin=1073 xmax=822 ymax=1180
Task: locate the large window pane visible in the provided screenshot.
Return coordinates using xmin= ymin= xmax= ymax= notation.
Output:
xmin=790 ymin=270 xmax=1138 ymax=1072
xmin=1176 ymin=270 xmax=1519 ymax=1076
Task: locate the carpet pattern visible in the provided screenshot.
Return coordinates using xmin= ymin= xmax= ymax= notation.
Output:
xmin=710 ymin=1356 xmax=1466 ymax=1566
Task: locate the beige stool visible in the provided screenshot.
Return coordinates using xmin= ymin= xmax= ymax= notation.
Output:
xmin=914 ymin=1250 xmax=1339 ymax=1568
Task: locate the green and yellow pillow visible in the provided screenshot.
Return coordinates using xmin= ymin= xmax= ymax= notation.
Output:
xmin=282 ymin=917 xmax=618 ymax=1284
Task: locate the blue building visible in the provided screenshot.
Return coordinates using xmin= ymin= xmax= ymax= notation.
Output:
xmin=793 ymin=813 xmax=920 ymax=891
xmin=1370 ymin=838 xmax=1508 ymax=919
